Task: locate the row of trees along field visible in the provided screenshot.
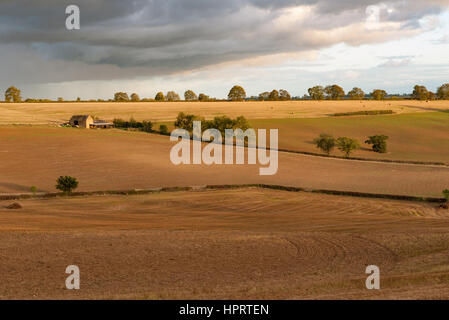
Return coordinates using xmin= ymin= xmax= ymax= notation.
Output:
xmin=2 ymin=84 xmax=449 ymax=102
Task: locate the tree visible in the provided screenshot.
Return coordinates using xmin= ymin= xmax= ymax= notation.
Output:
xmin=308 ymin=86 xmax=325 ymax=100
xmin=443 ymin=189 xmax=449 ymax=201
xmin=371 ymin=89 xmax=387 ymax=100
xmin=184 ymin=90 xmax=198 ymax=101
xmin=348 ymin=87 xmax=365 ymax=100
xmin=365 ymin=135 xmax=389 ymax=153
xmin=313 ymin=134 xmax=336 ymax=155
xmin=130 ymin=93 xmax=140 ymax=102
xmin=114 ymin=92 xmax=130 ymax=102
xmin=228 ymin=85 xmax=246 ymax=101
xmin=205 ymin=115 xmax=251 ymax=136
xmin=336 ymin=137 xmax=360 ymax=158
xmin=5 ymin=86 xmax=22 ymax=103
xmin=268 ymin=90 xmax=279 ymax=101
xmin=155 ymin=92 xmax=165 ymax=101
xmin=258 ymin=92 xmax=270 ymax=101
xmin=30 ymin=186 xmax=37 ymax=195
xmin=166 ymin=91 xmax=180 ymax=102
xmin=411 ymin=85 xmax=429 ymax=101
xmin=55 ymin=176 xmax=79 ymax=193
xmin=437 ymin=84 xmax=449 ymax=100
xmin=174 ymin=112 xmax=203 ymax=132
xmin=76 ymin=97 xmax=81 ymax=102
xmin=279 ymin=89 xmax=291 ymax=101
xmin=57 ymin=97 xmax=64 ymax=102
xmin=159 ymin=124 xmax=169 ymax=135
xmin=325 ymin=85 xmax=345 ymax=100
xmin=198 ymin=93 xmax=209 ymax=102
xmin=141 ymin=120 xmax=153 ymax=133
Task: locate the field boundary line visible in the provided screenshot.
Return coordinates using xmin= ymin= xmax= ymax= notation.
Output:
xmin=156 ymin=132 xmax=449 ymax=168
xmin=0 ymin=184 xmax=446 ymax=204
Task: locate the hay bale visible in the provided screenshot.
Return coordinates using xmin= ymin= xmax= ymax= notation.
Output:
xmin=6 ymin=202 xmax=22 ymax=210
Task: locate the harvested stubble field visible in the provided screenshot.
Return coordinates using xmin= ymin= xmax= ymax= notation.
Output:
xmin=1 ymin=126 xmax=449 ymax=197
xmin=0 ymin=188 xmax=449 ymax=299
xmin=156 ymin=111 xmax=449 ymax=164
xmin=250 ymin=111 xmax=449 ymax=163
xmin=1 ymin=100 xmax=449 ymax=125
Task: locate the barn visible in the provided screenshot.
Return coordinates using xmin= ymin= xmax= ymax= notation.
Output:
xmin=69 ymin=115 xmax=94 ymax=128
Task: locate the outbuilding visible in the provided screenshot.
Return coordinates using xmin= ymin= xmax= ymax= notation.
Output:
xmin=69 ymin=115 xmax=94 ymax=128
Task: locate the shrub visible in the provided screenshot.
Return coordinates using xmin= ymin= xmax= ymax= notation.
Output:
xmin=332 ymin=110 xmax=394 ymax=117
xmin=159 ymin=124 xmax=169 ymax=135
xmin=56 ymin=176 xmax=79 ymax=193
xmin=174 ymin=112 xmax=203 ymax=132
xmin=443 ymin=189 xmax=449 ymax=201
xmin=336 ymin=137 xmax=360 ymax=158
xmin=142 ymin=120 xmax=153 ymax=133
xmin=30 ymin=186 xmax=37 ymax=195
xmin=313 ymin=134 xmax=336 ymax=155
xmin=365 ymin=135 xmax=389 ymax=153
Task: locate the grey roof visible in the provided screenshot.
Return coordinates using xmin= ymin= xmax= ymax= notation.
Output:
xmin=70 ymin=115 xmax=92 ymax=121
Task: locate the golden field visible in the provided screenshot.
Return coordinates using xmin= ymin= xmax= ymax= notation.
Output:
xmin=1 ymin=100 xmax=448 ymax=124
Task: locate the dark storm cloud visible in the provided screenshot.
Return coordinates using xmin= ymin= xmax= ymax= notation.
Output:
xmin=0 ymin=0 xmax=448 ymax=84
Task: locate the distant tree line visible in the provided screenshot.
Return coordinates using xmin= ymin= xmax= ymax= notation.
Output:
xmin=174 ymin=112 xmax=251 ymax=136
xmin=3 ymin=83 xmax=449 ymax=102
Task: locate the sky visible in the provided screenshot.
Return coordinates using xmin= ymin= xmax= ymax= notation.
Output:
xmin=0 ymin=0 xmax=448 ymax=100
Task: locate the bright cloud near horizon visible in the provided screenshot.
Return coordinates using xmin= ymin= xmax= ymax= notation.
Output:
xmin=0 ymin=0 xmax=448 ymax=100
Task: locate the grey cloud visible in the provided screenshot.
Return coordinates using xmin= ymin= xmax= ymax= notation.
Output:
xmin=0 ymin=0 xmax=448 ymax=84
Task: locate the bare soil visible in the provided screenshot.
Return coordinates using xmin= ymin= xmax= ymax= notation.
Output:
xmin=0 ymin=188 xmax=449 ymax=299
xmin=1 ymin=126 xmax=448 ymax=197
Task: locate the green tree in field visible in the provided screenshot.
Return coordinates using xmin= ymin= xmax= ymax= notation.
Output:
xmin=336 ymin=137 xmax=360 ymax=158
xmin=279 ymin=89 xmax=291 ymax=101
xmin=142 ymin=120 xmax=153 ymax=133
xmin=5 ymin=86 xmax=22 ymax=103
xmin=174 ymin=112 xmax=203 ymax=132
xmin=198 ymin=93 xmax=209 ymax=102
xmin=30 ymin=186 xmax=37 ymax=195
xmin=313 ymin=134 xmax=336 ymax=155
xmin=442 ymin=189 xmax=449 ymax=200
xmin=365 ymin=135 xmax=389 ymax=153
xmin=371 ymin=89 xmax=387 ymax=100
xmin=166 ymin=91 xmax=180 ymax=102
xmin=411 ymin=85 xmax=430 ymax=101
xmin=114 ymin=92 xmax=130 ymax=102
xmin=159 ymin=124 xmax=169 ymax=135
xmin=269 ymin=90 xmax=279 ymax=101
xmin=348 ymin=87 xmax=365 ymax=100
xmin=308 ymin=86 xmax=325 ymax=100
xmin=130 ymin=93 xmax=140 ymax=102
xmin=258 ymin=92 xmax=270 ymax=101
xmin=228 ymin=85 xmax=246 ymax=101
xmin=205 ymin=115 xmax=251 ymax=136
xmin=56 ymin=176 xmax=79 ymax=193
xmin=437 ymin=84 xmax=449 ymax=100
xmin=155 ymin=92 xmax=165 ymax=101
xmin=184 ymin=90 xmax=198 ymax=101
xmin=325 ymin=85 xmax=345 ymax=100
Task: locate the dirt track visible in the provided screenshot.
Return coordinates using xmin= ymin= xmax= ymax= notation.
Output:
xmin=1 ymin=188 xmax=449 ymax=299
xmin=1 ymin=126 xmax=449 ymax=197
